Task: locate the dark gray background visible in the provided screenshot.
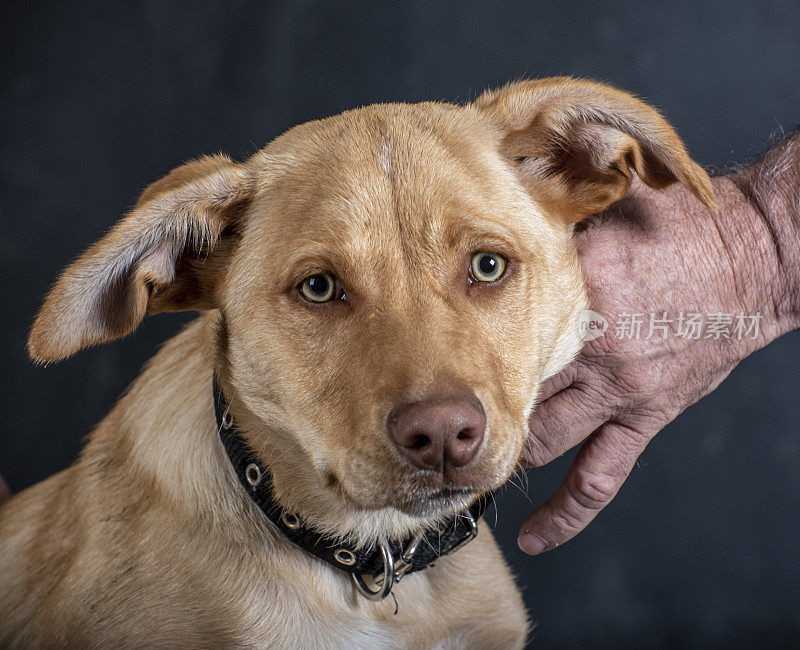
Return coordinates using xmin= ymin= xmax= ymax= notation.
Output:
xmin=2 ymin=1 xmax=799 ymax=647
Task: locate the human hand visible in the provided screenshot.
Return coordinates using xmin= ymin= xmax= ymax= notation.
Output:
xmin=518 ymin=153 xmax=800 ymax=555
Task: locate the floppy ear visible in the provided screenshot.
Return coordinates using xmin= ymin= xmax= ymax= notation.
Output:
xmin=28 ymin=154 xmax=252 ymax=363
xmin=474 ymin=77 xmax=717 ymax=221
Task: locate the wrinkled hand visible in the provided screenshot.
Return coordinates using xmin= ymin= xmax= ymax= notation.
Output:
xmin=518 ymin=174 xmax=793 ymax=555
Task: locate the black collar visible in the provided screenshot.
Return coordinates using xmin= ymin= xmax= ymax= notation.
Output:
xmin=213 ymin=379 xmax=491 ymax=600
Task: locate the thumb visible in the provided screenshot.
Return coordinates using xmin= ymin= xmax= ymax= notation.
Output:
xmin=518 ymin=421 xmax=647 ymax=555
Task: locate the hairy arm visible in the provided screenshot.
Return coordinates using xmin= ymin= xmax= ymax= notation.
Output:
xmin=518 ymin=133 xmax=800 ymax=554
xmin=729 ymin=133 xmax=800 ymax=325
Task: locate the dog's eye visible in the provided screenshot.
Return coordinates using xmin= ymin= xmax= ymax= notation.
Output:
xmin=470 ymin=251 xmax=506 ymax=282
xmin=299 ymin=272 xmax=341 ymax=302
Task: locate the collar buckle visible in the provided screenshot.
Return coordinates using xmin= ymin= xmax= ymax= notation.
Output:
xmin=393 ymin=529 xmax=425 ymax=583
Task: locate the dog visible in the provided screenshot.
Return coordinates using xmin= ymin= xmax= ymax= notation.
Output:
xmin=0 ymin=77 xmax=715 ymax=648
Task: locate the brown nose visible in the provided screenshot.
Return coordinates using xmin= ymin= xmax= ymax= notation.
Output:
xmin=387 ymin=396 xmax=486 ymax=471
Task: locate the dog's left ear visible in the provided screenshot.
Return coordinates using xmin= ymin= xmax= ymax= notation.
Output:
xmin=474 ymin=77 xmax=717 ymax=221
xmin=28 ymin=154 xmax=252 ymax=363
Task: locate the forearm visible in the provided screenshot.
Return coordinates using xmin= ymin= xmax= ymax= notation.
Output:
xmin=713 ymin=134 xmax=800 ymax=348
xmin=731 ymin=134 xmax=800 ymax=332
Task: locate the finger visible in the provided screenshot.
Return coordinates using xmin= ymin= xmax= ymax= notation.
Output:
xmin=524 ymin=383 xmax=619 ymax=467
xmin=534 ymin=363 xmax=579 ymax=404
xmin=518 ymin=421 xmax=647 ymax=555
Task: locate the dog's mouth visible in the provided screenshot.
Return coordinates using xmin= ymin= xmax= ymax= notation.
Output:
xmin=325 ymin=465 xmax=485 ymax=517
xmin=389 ymin=457 xmax=511 ymax=516
xmin=315 ymin=429 xmax=521 ymax=519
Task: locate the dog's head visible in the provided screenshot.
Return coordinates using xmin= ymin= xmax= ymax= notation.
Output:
xmin=29 ymin=79 xmax=715 ymax=542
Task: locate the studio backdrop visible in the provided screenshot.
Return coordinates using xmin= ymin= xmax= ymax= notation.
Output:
xmin=2 ymin=1 xmax=799 ymax=647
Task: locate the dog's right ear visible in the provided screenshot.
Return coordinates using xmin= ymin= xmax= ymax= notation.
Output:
xmin=28 ymin=155 xmax=252 ymax=363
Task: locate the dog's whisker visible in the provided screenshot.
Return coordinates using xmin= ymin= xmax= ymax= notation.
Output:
xmin=503 ymin=472 xmax=533 ymax=505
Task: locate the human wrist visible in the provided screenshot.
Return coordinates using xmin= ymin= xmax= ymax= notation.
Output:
xmin=721 ymin=137 xmax=800 ymax=346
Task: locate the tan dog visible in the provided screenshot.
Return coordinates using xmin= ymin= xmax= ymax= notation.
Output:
xmin=0 ymin=78 xmax=714 ymax=648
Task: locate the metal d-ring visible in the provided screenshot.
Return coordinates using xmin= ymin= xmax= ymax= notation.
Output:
xmin=352 ymin=540 xmax=395 ymax=601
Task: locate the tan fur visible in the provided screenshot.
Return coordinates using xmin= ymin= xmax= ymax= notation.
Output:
xmin=2 ymin=78 xmax=714 ymax=648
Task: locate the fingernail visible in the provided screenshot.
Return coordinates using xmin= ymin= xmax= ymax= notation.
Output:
xmin=518 ymin=531 xmax=547 ymax=555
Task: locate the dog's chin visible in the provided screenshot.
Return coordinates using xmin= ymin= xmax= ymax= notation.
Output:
xmin=390 ymin=488 xmax=478 ymax=519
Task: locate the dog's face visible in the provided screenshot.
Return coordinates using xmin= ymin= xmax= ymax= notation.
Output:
xmin=222 ymin=103 xmax=575 ymax=520
xmin=28 ymin=79 xmax=715 ymax=537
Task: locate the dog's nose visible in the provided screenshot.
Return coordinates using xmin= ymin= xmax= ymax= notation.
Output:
xmin=387 ymin=396 xmax=485 ymax=471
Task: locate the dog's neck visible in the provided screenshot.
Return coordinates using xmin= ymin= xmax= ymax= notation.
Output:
xmin=97 ymin=318 xmax=267 ymax=538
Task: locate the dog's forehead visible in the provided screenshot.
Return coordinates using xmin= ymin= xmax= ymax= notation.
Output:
xmin=249 ymin=103 xmax=544 ymax=252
